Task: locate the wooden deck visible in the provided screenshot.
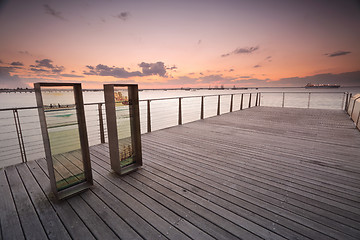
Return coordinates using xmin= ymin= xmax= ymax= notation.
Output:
xmin=1 ymin=106 xmax=360 ymax=240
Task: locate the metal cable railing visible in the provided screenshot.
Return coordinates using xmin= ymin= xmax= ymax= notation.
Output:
xmin=0 ymin=91 xmax=352 ymax=168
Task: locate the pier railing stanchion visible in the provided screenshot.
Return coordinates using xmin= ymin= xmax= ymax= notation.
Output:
xmin=248 ymin=93 xmax=252 ymax=108
xmin=178 ymin=98 xmax=182 ymax=125
xmin=308 ymin=93 xmax=311 ymax=108
xmin=255 ymin=93 xmax=259 ymax=106
xmin=240 ymin=94 xmax=243 ymax=110
xmin=147 ymin=100 xmax=151 ymax=132
xmin=282 ymin=92 xmax=285 ymax=108
xmin=200 ymin=96 xmax=204 ymax=119
xmin=258 ymin=93 xmax=261 ymax=106
xmin=13 ymin=109 xmax=27 ymax=163
xmin=98 ymin=103 xmax=105 ymax=143
xmin=230 ymin=94 xmax=233 ymax=112
xmin=343 ymin=92 xmax=348 ymax=111
xmin=217 ymin=95 xmax=221 ymax=115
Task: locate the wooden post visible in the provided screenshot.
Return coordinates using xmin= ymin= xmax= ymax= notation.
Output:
xmin=200 ymin=96 xmax=204 ymax=119
xmin=240 ymin=94 xmax=243 ymax=110
xmin=178 ymin=98 xmax=182 ymax=125
xmin=255 ymin=93 xmax=259 ymax=106
xmin=308 ymin=93 xmax=311 ymax=108
xmin=98 ymin=103 xmax=105 ymax=143
xmin=217 ymin=95 xmax=221 ymax=115
xmin=147 ymin=100 xmax=151 ymax=132
xmin=248 ymin=93 xmax=252 ymax=108
xmin=282 ymin=92 xmax=285 ymax=108
xmin=230 ymin=94 xmax=233 ymax=112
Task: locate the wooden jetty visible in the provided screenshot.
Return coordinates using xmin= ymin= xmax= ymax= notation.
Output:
xmin=1 ymin=106 xmax=360 ymax=240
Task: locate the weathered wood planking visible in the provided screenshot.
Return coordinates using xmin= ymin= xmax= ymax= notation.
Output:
xmin=0 ymin=106 xmax=360 ymax=240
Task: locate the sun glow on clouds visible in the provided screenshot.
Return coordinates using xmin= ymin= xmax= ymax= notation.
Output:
xmin=0 ymin=0 xmax=359 ymax=88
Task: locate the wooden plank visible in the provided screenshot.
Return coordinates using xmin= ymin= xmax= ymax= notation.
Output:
xmin=143 ymin=151 xmax=359 ymax=240
xmin=72 ymin=149 xmax=169 ymax=240
xmin=142 ymin=135 xmax=360 ymax=223
xmin=66 ymin=195 xmax=120 ymax=239
xmin=15 ymin=163 xmax=71 ymax=240
xmin=4 ymin=165 xmax=48 ymax=240
xmin=35 ymin=158 xmax=119 ymax=239
xmin=88 ymin=150 xmax=217 ymax=240
xmin=80 ymin=190 xmax=143 ymax=240
xmin=143 ymin=134 xmax=360 ymax=205
xmin=144 ymin=131 xmax=360 ymax=217
xmin=141 ymin=144 xmax=360 ymax=237
xmin=86 ymin=156 xmax=193 ymax=239
xmin=31 ymin=159 xmax=96 ymax=240
xmin=0 ymin=168 xmax=24 ymax=240
xmin=90 ymin=146 xmax=244 ymax=240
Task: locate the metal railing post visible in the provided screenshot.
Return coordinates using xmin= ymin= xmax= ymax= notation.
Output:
xmin=344 ymin=92 xmax=348 ymax=111
xmin=351 ymin=96 xmax=360 ymax=118
xmin=200 ymin=96 xmax=204 ymax=119
xmin=230 ymin=94 xmax=233 ymax=112
xmin=217 ymin=95 xmax=221 ymax=115
xmin=308 ymin=93 xmax=311 ymax=108
xmin=282 ymin=92 xmax=285 ymax=108
xmin=258 ymin=93 xmax=261 ymax=106
xmin=248 ymin=93 xmax=252 ymax=108
xmin=255 ymin=93 xmax=259 ymax=106
xmin=178 ymin=97 xmax=182 ymax=125
xmin=13 ymin=109 xmax=27 ymax=163
xmin=240 ymin=94 xmax=243 ymax=110
xmin=147 ymin=100 xmax=151 ymax=132
xmin=98 ymin=103 xmax=105 ymax=143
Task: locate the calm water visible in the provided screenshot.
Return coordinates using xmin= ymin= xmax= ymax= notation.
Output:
xmin=0 ymin=87 xmax=359 ymax=168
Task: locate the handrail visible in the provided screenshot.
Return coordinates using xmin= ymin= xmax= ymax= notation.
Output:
xmin=0 ymin=91 xmax=353 ymax=168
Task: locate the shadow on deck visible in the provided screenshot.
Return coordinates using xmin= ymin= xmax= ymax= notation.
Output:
xmin=1 ymin=107 xmax=360 ymax=240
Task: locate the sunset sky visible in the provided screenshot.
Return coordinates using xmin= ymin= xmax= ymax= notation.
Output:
xmin=0 ymin=0 xmax=359 ymax=89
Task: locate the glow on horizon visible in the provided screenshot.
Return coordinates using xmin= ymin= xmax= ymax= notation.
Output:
xmin=0 ymin=0 xmax=359 ymax=89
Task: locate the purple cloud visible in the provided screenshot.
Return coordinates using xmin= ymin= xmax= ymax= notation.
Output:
xmin=222 ymin=46 xmax=259 ymax=57
xmin=10 ymin=61 xmax=24 ymax=66
xmin=115 ymin=12 xmax=130 ymax=21
xmin=325 ymin=51 xmax=351 ymax=57
xmin=139 ymin=62 xmax=167 ymax=77
xmin=43 ymin=4 xmax=66 ymax=21
xmin=31 ymin=59 xmax=64 ymax=73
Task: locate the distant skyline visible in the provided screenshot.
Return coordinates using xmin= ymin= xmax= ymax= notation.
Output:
xmin=0 ymin=0 xmax=359 ymax=88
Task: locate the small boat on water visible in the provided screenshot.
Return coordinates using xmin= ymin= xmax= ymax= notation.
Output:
xmin=305 ymin=83 xmax=340 ymax=88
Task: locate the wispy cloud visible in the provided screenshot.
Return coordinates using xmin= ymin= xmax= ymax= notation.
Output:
xmin=43 ymin=4 xmax=66 ymax=21
xmin=0 ymin=67 xmax=28 ymax=88
xmin=115 ymin=12 xmax=130 ymax=21
xmin=10 ymin=61 xmax=24 ymax=66
xmin=139 ymin=62 xmax=167 ymax=77
xmin=18 ymin=51 xmax=32 ymax=56
xmin=61 ymin=74 xmax=84 ymax=78
xmin=84 ymin=61 xmax=168 ymax=78
xmin=253 ymin=64 xmax=261 ymax=68
xmin=324 ymin=51 xmax=351 ymax=57
xmin=221 ymin=46 xmax=259 ymax=57
xmin=30 ymin=59 xmax=64 ymax=73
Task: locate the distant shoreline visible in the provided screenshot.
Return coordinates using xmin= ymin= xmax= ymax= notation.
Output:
xmin=1 ymin=86 xmax=360 ymax=93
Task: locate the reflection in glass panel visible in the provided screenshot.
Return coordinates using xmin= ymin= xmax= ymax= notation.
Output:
xmin=114 ymin=87 xmax=135 ymax=167
xmin=41 ymin=87 xmax=85 ymax=190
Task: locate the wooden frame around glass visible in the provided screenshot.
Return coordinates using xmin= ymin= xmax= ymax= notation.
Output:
xmin=34 ymin=83 xmax=93 ymax=200
xmin=104 ymin=84 xmax=142 ymax=175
